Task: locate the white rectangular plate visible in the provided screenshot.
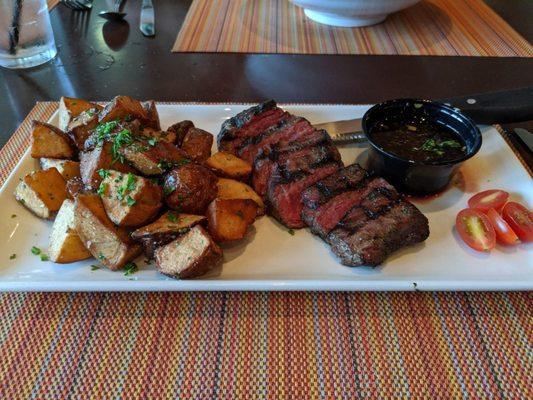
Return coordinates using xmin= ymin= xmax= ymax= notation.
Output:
xmin=0 ymin=104 xmax=532 ymax=291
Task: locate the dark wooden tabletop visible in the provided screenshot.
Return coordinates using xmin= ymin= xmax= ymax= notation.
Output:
xmin=1 ymin=0 xmax=532 ymax=166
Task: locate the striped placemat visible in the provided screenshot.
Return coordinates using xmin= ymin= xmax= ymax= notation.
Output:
xmin=0 ymin=104 xmax=531 ymax=398
xmin=173 ymin=0 xmax=533 ymax=57
xmin=48 ymin=0 xmax=60 ymax=9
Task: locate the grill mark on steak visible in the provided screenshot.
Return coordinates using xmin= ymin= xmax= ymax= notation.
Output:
xmin=327 ymin=201 xmax=429 ymax=266
xmin=276 ymin=144 xmax=341 ymax=183
xmin=218 ymin=100 xmax=277 ymax=142
xmin=267 ymin=162 xmax=341 ymax=229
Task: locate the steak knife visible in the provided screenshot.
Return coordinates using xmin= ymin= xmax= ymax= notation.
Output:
xmin=316 ymin=86 xmax=533 ymax=144
xmin=140 ymin=0 xmax=155 ymax=37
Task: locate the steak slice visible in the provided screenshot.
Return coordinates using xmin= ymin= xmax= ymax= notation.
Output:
xmin=301 ymin=164 xmax=369 ymax=210
xmin=302 ymin=177 xmax=397 ymax=238
xmin=327 ymin=201 xmax=429 ymax=267
xmin=267 ymin=162 xmax=341 ymax=228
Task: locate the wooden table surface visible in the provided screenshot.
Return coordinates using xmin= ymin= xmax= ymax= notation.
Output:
xmin=1 ymin=0 xmax=532 ymax=165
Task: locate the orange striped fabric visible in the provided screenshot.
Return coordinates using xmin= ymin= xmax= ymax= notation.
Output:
xmin=172 ymin=0 xmax=533 ymax=57
xmin=1 ymin=104 xmax=531 ymax=398
xmin=48 ymin=0 xmax=60 ymax=9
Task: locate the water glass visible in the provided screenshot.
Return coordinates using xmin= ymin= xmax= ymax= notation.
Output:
xmin=0 ymin=0 xmax=57 ymax=69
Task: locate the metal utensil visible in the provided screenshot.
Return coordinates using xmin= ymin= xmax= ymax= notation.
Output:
xmin=61 ymin=0 xmax=92 ymax=11
xmin=140 ymin=0 xmax=155 ymax=37
xmin=316 ymin=86 xmax=533 ymax=144
xmin=514 ymin=128 xmax=533 ymax=153
xmin=99 ymin=0 xmax=126 ymax=21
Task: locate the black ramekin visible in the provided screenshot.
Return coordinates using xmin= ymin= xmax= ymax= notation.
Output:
xmin=362 ymin=99 xmax=482 ymax=195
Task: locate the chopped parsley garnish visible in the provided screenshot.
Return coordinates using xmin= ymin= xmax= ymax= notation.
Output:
xmin=98 ymin=169 xmax=110 ymax=179
xmin=126 ymin=196 xmax=136 ymax=206
xmin=90 ymin=265 xmax=100 ymax=271
xmin=9 ymin=254 xmax=16 ymax=260
xmin=157 ymin=160 xmax=172 ymax=170
xmin=11 ymin=214 xmax=16 ymax=218
xmin=416 ymin=138 xmax=462 ymax=156
xmin=124 ymin=262 xmax=138 ymax=276
xmin=87 ymin=110 xmax=95 ymax=117
xmin=167 ymin=212 xmax=179 ymax=223
xmin=147 ymin=137 xmax=157 ymax=146
xmin=97 ymin=182 xmax=108 ymax=197
xmin=118 ymin=173 xmax=137 ymax=201
xmin=31 ymin=246 xmax=41 ymax=255
xmin=40 ymin=254 xmax=49 ymax=262
xmin=111 ymin=129 xmax=133 ymax=162
xmin=288 ymin=229 xmax=295 ymax=236
xmin=96 ymin=120 xmax=119 ymax=142
xmin=98 ymin=252 xmax=105 ymax=260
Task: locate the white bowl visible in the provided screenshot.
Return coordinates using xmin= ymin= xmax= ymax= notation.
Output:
xmin=289 ymin=0 xmax=421 ymax=27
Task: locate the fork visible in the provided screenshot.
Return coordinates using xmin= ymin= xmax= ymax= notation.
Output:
xmin=61 ymin=0 xmax=93 ymax=11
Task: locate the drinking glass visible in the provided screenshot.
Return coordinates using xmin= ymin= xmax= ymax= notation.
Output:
xmin=0 ymin=0 xmax=57 ymax=69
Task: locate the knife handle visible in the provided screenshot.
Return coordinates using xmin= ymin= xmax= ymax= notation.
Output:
xmin=438 ymin=86 xmax=533 ymax=125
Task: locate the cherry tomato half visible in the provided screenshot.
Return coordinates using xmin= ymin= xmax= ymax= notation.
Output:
xmin=468 ymin=189 xmax=509 ymax=212
xmin=456 ymin=209 xmax=496 ymax=251
xmin=501 ymin=202 xmax=533 ymax=243
xmin=486 ymin=208 xmax=519 ymax=245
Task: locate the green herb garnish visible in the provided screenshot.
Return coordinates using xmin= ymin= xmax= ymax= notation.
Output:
xmin=11 ymin=214 xmax=16 ymax=218
xmin=40 ymin=254 xmax=49 ymax=262
xmin=124 ymin=262 xmax=138 ymax=276
xmin=10 ymin=254 xmax=16 ymax=260
xmin=97 ymin=182 xmax=108 ymax=197
xmin=98 ymin=169 xmax=110 ymax=179
xmin=98 ymin=252 xmax=105 ymax=261
xmin=167 ymin=212 xmax=179 ymax=223
xmin=126 ymin=196 xmax=136 ymax=206
xmin=118 ymin=173 xmax=137 ymax=201
xmin=288 ymin=229 xmax=295 ymax=236
xmin=91 ymin=265 xmax=100 ymax=271
xmin=31 ymin=246 xmax=41 ymax=255
xmin=147 ymin=137 xmax=157 ymax=146
xmin=111 ymin=129 xmax=133 ymax=162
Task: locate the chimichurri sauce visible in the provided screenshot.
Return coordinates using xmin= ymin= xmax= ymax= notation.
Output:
xmin=370 ymin=121 xmax=467 ymax=162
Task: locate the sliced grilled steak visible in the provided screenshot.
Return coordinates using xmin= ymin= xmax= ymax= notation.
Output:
xmin=302 ymin=177 xmax=397 ymax=238
xmin=327 ymin=201 xmax=429 ymax=266
xmin=268 ymin=162 xmax=341 ymax=228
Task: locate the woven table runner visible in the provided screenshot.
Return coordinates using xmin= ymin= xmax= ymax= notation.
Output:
xmin=173 ymin=0 xmax=533 ymax=57
xmin=48 ymin=0 xmax=60 ymax=9
xmin=0 ymin=104 xmax=532 ymax=398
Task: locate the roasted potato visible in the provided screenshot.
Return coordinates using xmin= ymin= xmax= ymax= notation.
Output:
xmin=166 ymin=120 xmax=193 ymax=146
xmin=58 ymin=97 xmax=101 ymax=131
xmin=31 ymin=121 xmax=76 ymax=159
xmin=121 ymin=139 xmax=188 ymax=175
xmin=99 ymin=170 xmax=163 ymax=227
xmin=216 ymin=178 xmax=265 ymax=215
xmin=48 ymin=199 xmax=92 ymax=263
xmin=79 ymin=142 xmax=137 ymax=189
xmin=206 ymin=198 xmax=257 ymax=242
xmin=140 ymin=127 xmax=176 ymax=143
xmin=66 ymin=108 xmax=100 ymax=150
xmin=14 ymin=168 xmax=67 ymax=219
xmin=154 ymin=225 xmax=222 ymax=279
xmin=66 ymin=177 xmax=90 ymax=198
xmin=163 ymin=163 xmax=217 ymax=214
xmin=141 ymin=100 xmax=161 ymax=130
xmin=206 ymin=152 xmax=252 ymax=181
xmin=99 ymin=95 xmax=147 ymax=123
xmin=40 ymin=158 xmax=80 ymax=180
xmin=131 ymin=211 xmax=206 ymax=258
xmin=73 ymin=193 xmax=142 ymax=270
xmin=181 ymin=127 xmax=213 ymax=162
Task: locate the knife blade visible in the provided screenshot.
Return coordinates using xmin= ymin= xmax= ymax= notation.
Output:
xmin=140 ymin=0 xmax=155 ymax=37
xmin=316 ymin=86 xmax=533 ymax=144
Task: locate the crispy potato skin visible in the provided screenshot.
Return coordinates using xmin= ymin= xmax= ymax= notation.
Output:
xmin=154 ymin=225 xmax=222 ymax=279
xmin=166 ymin=120 xmax=193 ymax=146
xmin=14 ymin=168 xmax=68 ymax=219
xmin=73 ymin=193 xmax=142 ymax=270
xmin=163 ymin=164 xmax=217 ymax=214
xmin=181 ymin=128 xmax=213 ymax=162
xmin=66 ymin=109 xmax=99 ymax=150
xmin=40 ymin=158 xmax=80 ymax=181
xmin=80 ymin=142 xmax=137 ymax=189
xmin=207 ymin=198 xmax=258 ymax=242
xmin=99 ymin=95 xmax=148 ymax=123
xmin=59 ymin=97 xmax=101 ymax=131
xmin=31 ymin=121 xmax=77 ymax=159
xmin=121 ymin=140 xmax=188 ymax=175
xmin=100 ymin=170 xmax=163 ymax=227
xmin=206 ymin=152 xmax=252 ymax=181
xmin=216 ymin=178 xmax=265 ymax=215
xmin=141 ymin=100 xmax=161 ymax=130
xmin=66 ymin=177 xmax=90 ymax=198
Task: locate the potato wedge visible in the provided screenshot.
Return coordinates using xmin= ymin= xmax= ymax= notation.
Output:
xmin=141 ymin=100 xmax=161 ymax=130
xmin=166 ymin=120 xmax=193 ymax=146
xmin=48 ymin=199 xmax=92 ymax=263
xmin=131 ymin=211 xmax=206 ymax=259
xmin=14 ymin=168 xmax=67 ymax=219
xmin=66 ymin=108 xmax=99 ymax=150
xmin=99 ymin=170 xmax=162 ymax=227
xmin=206 ymin=152 xmax=252 ymax=181
xmin=40 ymin=158 xmax=80 ymax=180
xmin=154 ymin=225 xmax=222 ymax=279
xmin=206 ymin=198 xmax=257 ymax=242
xmin=59 ymin=97 xmax=101 ymax=131
xmin=79 ymin=142 xmax=137 ymax=189
xmin=181 ymin=127 xmax=213 ymax=162
xmin=99 ymin=95 xmax=147 ymax=123
xmin=31 ymin=121 xmax=76 ymax=159
xmin=121 ymin=140 xmax=188 ymax=175
xmin=66 ymin=177 xmax=90 ymax=198
xmin=73 ymin=193 xmax=142 ymax=270
xmin=140 ymin=127 xmax=176 ymax=143
xmin=216 ymin=178 xmax=265 ymax=215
